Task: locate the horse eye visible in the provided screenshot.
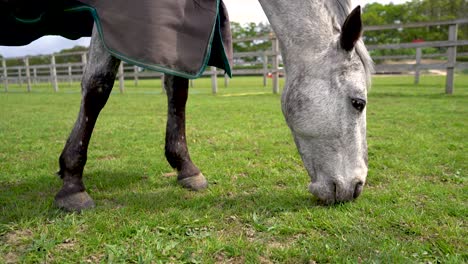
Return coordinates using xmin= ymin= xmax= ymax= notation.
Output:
xmin=351 ymin=98 xmax=366 ymax=112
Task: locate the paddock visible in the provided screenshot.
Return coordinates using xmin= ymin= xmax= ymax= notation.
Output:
xmin=0 ymin=75 xmax=466 ymax=262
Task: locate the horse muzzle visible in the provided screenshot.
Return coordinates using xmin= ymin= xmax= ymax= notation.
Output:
xmin=309 ymin=178 xmax=365 ymax=205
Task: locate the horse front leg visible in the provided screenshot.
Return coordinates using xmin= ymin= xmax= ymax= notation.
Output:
xmin=55 ymin=26 xmax=121 ymax=212
xmin=164 ymin=75 xmax=208 ymax=190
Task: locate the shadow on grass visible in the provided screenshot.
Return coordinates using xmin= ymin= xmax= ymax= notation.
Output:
xmin=0 ymin=168 xmax=323 ymax=225
xmin=89 ymin=169 xmax=324 ymax=214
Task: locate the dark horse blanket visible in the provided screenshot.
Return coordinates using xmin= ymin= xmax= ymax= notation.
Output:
xmin=0 ymin=0 xmax=233 ymax=78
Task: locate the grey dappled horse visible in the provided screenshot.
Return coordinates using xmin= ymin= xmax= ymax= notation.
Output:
xmin=56 ymin=0 xmax=373 ymax=211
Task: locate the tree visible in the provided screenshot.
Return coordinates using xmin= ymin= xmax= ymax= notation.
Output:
xmin=55 ymin=45 xmax=88 ymax=64
xmin=362 ymin=0 xmax=468 ymax=56
xmin=3 ymin=45 xmax=88 ymax=67
xmin=231 ymin=22 xmax=272 ymax=62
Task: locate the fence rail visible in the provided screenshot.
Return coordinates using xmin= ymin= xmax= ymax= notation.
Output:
xmin=1 ymin=19 xmax=467 ymax=94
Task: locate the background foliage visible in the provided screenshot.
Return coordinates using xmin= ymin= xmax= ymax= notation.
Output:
xmin=362 ymin=0 xmax=468 ymax=56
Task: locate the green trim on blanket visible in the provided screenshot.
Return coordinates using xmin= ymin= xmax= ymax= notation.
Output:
xmin=193 ymin=0 xmax=220 ymax=79
xmin=14 ymin=13 xmax=46 ymax=24
xmin=65 ymin=1 xmax=231 ymax=80
xmin=216 ymin=11 xmax=232 ymax=78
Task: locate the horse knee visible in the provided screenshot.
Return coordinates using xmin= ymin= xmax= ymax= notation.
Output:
xmin=81 ymin=71 xmax=116 ymax=111
xmin=82 ymin=71 xmax=116 ymax=94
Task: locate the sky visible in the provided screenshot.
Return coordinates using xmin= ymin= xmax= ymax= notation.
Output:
xmin=0 ymin=0 xmax=410 ymax=58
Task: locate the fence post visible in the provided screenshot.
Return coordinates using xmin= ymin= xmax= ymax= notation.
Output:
xmin=50 ymin=55 xmax=59 ymax=92
xmin=414 ymin=47 xmax=422 ymax=85
xmin=263 ymin=52 xmax=268 ymax=87
xmin=33 ymin=67 xmax=37 ymax=84
xmin=68 ymin=63 xmax=73 ymax=85
xmin=118 ymin=62 xmax=124 ymax=93
xmin=271 ymin=36 xmax=280 ymax=94
xmin=24 ymin=57 xmax=32 ymax=92
xmin=211 ymin=66 xmax=218 ymax=94
xmin=18 ymin=68 xmax=23 ymax=88
xmin=161 ymin=73 xmax=165 ymax=93
xmin=445 ymin=24 xmax=457 ymax=95
xmin=190 ymin=79 xmax=194 ymax=88
xmin=133 ymin=65 xmax=139 ymax=86
xmin=224 ymin=73 xmax=229 ymax=88
xmin=2 ymin=58 xmax=7 ymax=92
xmin=81 ymin=52 xmax=87 ymax=74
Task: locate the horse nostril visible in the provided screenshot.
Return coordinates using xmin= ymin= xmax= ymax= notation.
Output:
xmin=353 ymin=181 xmax=364 ymax=199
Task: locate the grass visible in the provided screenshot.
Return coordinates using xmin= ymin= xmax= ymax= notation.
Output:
xmin=0 ymin=75 xmax=467 ymax=263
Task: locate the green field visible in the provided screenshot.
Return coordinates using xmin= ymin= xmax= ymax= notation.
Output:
xmin=0 ymin=75 xmax=467 ymax=263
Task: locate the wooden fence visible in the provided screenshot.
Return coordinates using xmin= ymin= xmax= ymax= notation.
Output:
xmin=1 ymin=19 xmax=467 ymax=94
xmin=365 ymin=18 xmax=468 ymax=94
xmin=0 ymin=47 xmax=283 ymax=95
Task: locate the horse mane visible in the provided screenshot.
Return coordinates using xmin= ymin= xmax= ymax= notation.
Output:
xmin=331 ymin=0 xmax=374 ymax=88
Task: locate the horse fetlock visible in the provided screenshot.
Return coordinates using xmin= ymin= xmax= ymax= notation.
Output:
xmin=59 ymin=152 xmax=87 ymax=176
xmin=164 ymin=145 xmax=188 ymax=169
xmin=178 ymin=173 xmax=208 ymax=191
xmin=82 ymin=72 xmax=115 ymax=93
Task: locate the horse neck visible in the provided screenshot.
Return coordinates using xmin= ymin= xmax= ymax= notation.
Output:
xmin=259 ymin=0 xmax=339 ymax=72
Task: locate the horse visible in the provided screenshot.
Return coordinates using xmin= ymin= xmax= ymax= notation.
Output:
xmin=9 ymin=0 xmax=373 ymax=211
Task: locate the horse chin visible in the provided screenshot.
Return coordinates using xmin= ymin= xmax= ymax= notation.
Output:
xmin=308 ymin=181 xmax=336 ymax=205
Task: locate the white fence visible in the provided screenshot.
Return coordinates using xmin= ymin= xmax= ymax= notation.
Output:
xmin=0 ymin=45 xmax=283 ymax=95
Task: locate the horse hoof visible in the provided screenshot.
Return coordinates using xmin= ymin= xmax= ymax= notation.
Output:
xmin=55 ymin=191 xmax=95 ymax=212
xmin=178 ymin=173 xmax=208 ymax=191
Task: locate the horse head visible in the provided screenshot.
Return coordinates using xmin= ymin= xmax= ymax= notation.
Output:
xmin=286 ymin=6 xmax=371 ymax=204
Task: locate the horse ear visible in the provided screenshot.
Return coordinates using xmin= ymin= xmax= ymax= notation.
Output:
xmin=340 ymin=6 xmax=362 ymax=52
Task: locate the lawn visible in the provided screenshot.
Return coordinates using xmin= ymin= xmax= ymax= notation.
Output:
xmin=0 ymin=75 xmax=467 ymax=263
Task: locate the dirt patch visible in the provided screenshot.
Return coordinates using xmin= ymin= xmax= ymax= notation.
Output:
xmin=244 ymin=226 xmax=256 ymax=242
xmin=55 ymin=238 xmax=77 ymax=251
xmin=214 ymin=252 xmax=245 ymax=264
xmin=84 ymin=253 xmax=105 ymax=263
xmin=259 ymin=256 xmax=274 ymax=264
xmin=2 ymin=229 xmax=33 ymax=264
xmin=162 ymin=171 xmax=177 ymax=177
